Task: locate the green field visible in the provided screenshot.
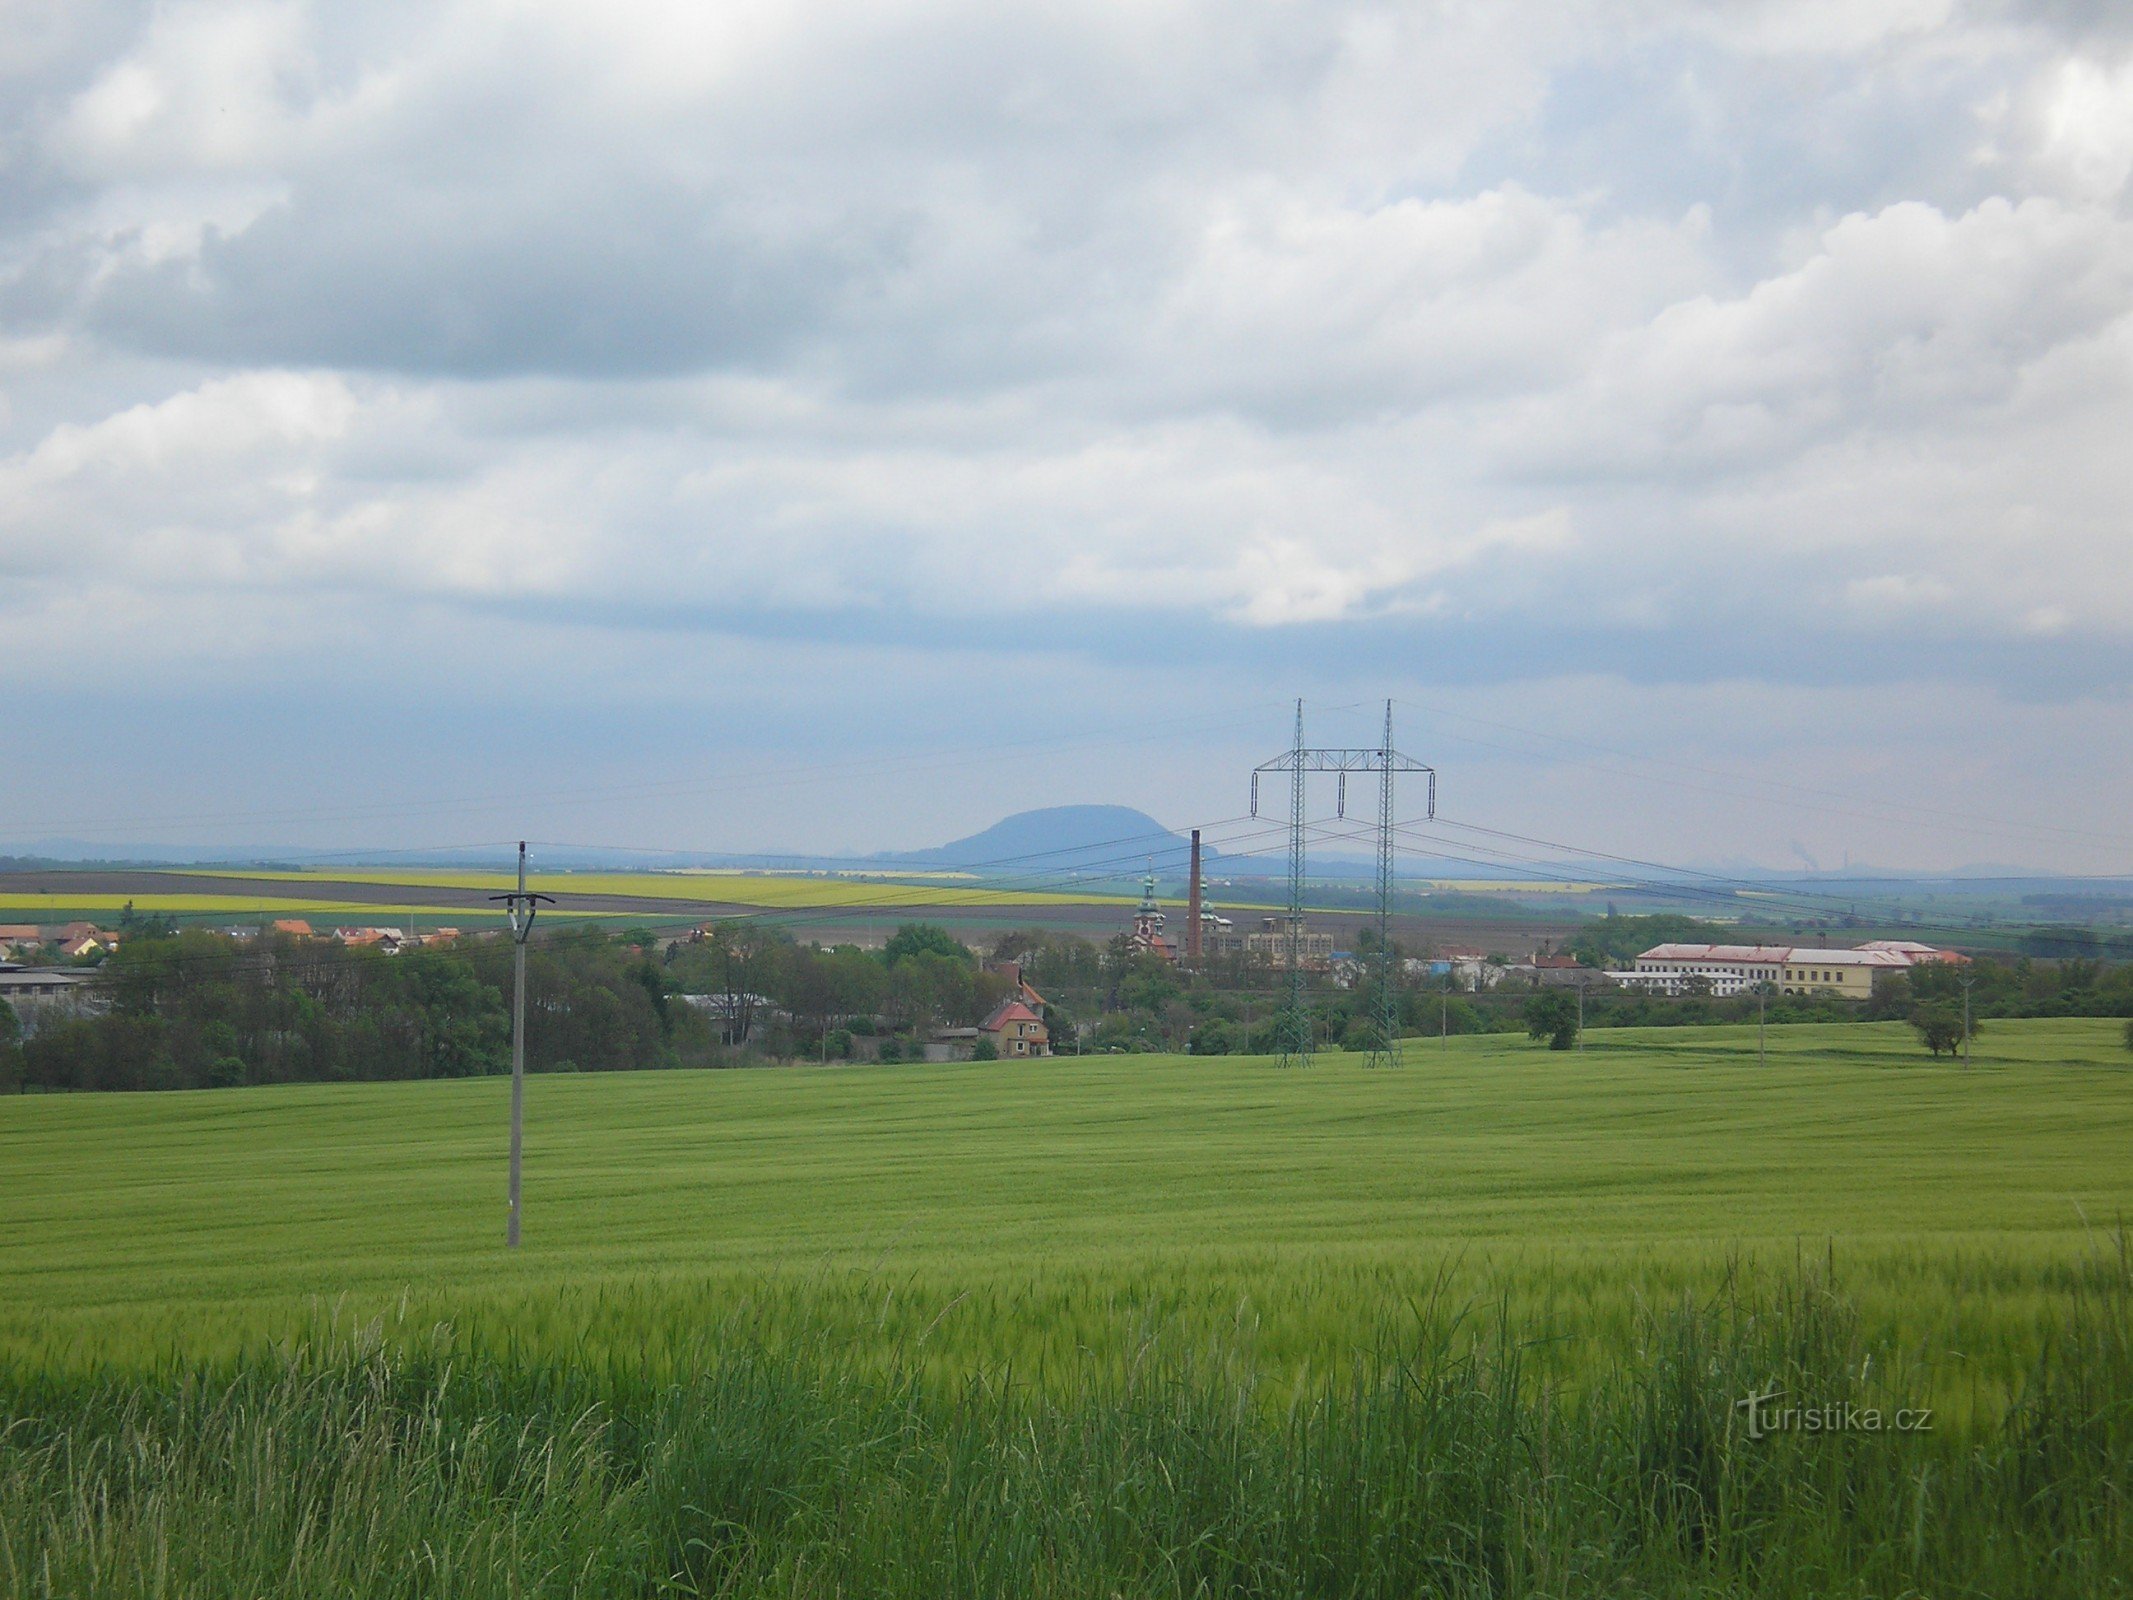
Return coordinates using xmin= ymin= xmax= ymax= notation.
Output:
xmin=5 ymin=1018 xmax=2128 ymax=1395
xmin=5 ymin=1019 xmax=2130 ymax=1597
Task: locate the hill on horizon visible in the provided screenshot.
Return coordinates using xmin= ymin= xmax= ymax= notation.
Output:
xmin=899 ymin=805 xmax=1208 ymax=876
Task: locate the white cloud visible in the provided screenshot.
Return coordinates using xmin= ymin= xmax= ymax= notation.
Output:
xmin=2 ymin=0 xmax=2131 ymax=863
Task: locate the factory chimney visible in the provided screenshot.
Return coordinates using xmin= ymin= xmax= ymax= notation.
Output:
xmin=1187 ymin=829 xmax=1203 ymax=963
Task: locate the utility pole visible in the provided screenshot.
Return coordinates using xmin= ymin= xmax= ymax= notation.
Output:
xmin=491 ymin=842 xmax=552 ymax=1249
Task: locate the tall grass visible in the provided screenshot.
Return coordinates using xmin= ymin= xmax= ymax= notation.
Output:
xmin=6 ymin=1248 xmax=2127 ymax=1598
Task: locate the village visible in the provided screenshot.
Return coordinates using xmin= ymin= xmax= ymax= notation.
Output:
xmin=1 ymin=871 xmax=1977 ymax=1062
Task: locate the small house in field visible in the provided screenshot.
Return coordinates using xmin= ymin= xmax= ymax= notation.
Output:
xmin=979 ymin=998 xmax=1050 ymax=1058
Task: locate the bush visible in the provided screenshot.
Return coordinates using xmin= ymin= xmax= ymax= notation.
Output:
xmin=207 ymin=1056 xmax=248 ymax=1089
xmin=971 ymin=1038 xmax=998 ymax=1062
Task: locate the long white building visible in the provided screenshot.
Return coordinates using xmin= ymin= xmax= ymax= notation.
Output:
xmin=1610 ymin=941 xmax=1936 ymax=999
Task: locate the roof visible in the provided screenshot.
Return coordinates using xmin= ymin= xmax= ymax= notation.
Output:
xmin=0 ymin=925 xmax=43 ymax=940
xmin=980 ymin=1000 xmax=1042 ymax=1032
xmin=1639 ymin=944 xmax=1794 ymax=963
xmin=0 ymin=969 xmax=95 ymax=992
xmin=1857 ymin=939 xmax=1940 ymax=954
xmin=272 ymin=919 xmax=313 ymax=936
xmin=1791 ymin=948 xmax=1910 ymax=968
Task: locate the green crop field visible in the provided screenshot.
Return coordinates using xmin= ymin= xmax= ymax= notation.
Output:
xmin=4 ymin=1018 xmax=2128 ymax=1393
xmin=5 ymin=1018 xmax=2130 ymax=1597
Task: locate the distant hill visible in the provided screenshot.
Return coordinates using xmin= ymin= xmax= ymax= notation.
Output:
xmin=903 ymin=806 xmax=1208 ymax=875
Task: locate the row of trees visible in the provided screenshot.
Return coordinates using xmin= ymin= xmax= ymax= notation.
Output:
xmin=7 ymin=916 xmax=2132 ymax=1090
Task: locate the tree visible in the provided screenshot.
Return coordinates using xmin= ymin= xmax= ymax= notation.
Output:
xmin=1188 ymin=1018 xmax=1234 ymax=1055
xmin=0 ymin=999 xmax=19 ymax=1092
xmin=1523 ymin=992 xmax=1580 ymax=1051
xmin=882 ymin=924 xmax=969 ymax=966
xmin=1910 ymin=1003 xmax=1976 ymax=1058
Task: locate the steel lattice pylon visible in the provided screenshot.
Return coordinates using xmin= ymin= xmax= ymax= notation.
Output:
xmin=1251 ymin=700 xmax=1435 ymax=1068
xmin=1372 ymin=700 xmax=1399 ymax=1068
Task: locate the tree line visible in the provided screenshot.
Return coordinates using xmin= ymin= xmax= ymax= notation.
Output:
xmin=5 ymin=918 xmax=2132 ymax=1091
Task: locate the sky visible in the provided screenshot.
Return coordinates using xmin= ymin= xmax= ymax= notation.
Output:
xmin=3 ymin=0 xmax=2132 ymax=873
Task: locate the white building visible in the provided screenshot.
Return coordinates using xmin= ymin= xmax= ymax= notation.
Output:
xmin=1610 ymin=944 xmax=1793 ymax=998
xmin=1610 ymin=941 xmax=1932 ymax=1000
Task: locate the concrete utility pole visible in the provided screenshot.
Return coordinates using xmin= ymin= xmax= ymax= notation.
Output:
xmin=491 ymin=842 xmax=552 ymax=1248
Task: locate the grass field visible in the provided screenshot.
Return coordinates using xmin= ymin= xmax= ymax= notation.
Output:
xmin=4 ymin=1019 xmax=2129 ymax=1596
xmin=3 ymin=1018 xmax=2127 ymax=1395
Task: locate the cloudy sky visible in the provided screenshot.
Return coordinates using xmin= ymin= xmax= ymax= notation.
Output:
xmin=3 ymin=0 xmax=2131 ymax=872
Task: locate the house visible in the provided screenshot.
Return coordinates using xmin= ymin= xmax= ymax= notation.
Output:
xmin=0 ymin=925 xmax=43 ymax=958
xmin=0 ymin=968 xmax=100 ymax=1034
xmin=978 ymin=999 xmax=1050 ymax=1058
xmin=334 ymin=927 xmax=407 ymax=952
xmin=58 ymin=933 xmax=106 ymax=960
xmin=271 ymin=919 xmax=314 ymax=938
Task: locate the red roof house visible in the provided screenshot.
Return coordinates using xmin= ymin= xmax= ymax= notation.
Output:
xmin=978 ymin=999 xmax=1051 ymax=1058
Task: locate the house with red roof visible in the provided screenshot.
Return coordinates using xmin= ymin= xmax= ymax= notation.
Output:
xmin=978 ymin=998 xmax=1050 ymax=1058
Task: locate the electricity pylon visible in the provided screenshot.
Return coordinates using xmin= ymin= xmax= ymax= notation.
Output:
xmin=1251 ymin=701 xmax=1436 ymax=1067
